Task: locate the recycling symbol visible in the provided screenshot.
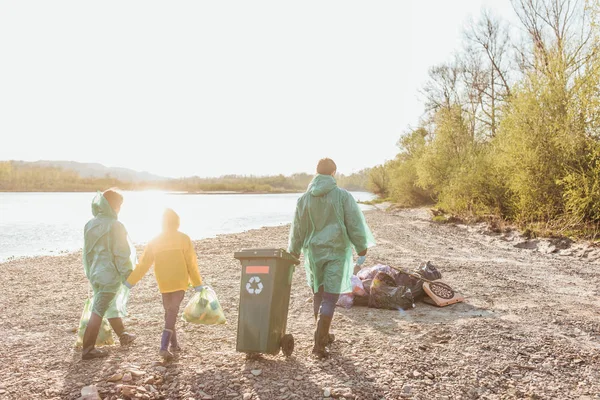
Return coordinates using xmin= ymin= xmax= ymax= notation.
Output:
xmin=246 ymin=276 xmax=264 ymax=295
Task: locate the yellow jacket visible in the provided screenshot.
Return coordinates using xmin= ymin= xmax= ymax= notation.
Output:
xmin=126 ymin=230 xmax=202 ymax=293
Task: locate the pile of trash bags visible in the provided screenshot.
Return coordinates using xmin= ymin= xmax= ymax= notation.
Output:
xmin=337 ymin=262 xmax=442 ymax=311
xmin=182 ymin=286 xmax=227 ymax=325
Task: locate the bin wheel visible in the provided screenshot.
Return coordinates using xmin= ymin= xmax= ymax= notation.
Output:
xmin=281 ymin=334 xmax=294 ymax=357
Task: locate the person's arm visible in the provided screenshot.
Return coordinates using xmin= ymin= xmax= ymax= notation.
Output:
xmin=125 ymin=242 xmax=154 ymax=288
xmin=110 ymin=221 xmax=134 ymax=282
xmin=184 ymin=236 xmax=203 ymax=289
xmin=288 ymin=199 xmax=306 ymax=258
xmin=342 ymin=192 xmax=374 ymax=255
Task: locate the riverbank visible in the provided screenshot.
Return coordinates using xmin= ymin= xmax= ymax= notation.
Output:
xmin=0 ymin=209 xmax=599 ymax=399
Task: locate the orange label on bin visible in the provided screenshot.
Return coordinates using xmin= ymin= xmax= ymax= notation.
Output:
xmin=246 ymin=266 xmax=270 ymax=274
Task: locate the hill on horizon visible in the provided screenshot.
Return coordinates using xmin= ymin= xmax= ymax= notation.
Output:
xmin=10 ymin=160 xmax=167 ymax=182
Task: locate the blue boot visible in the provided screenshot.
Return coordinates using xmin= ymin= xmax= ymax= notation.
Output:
xmin=159 ymin=329 xmax=174 ymax=361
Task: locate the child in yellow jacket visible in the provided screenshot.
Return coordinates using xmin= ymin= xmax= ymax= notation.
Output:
xmin=125 ymin=208 xmax=203 ymax=360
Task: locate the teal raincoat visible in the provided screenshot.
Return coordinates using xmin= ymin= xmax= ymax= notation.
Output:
xmin=288 ymin=175 xmax=376 ymax=294
xmin=82 ymin=192 xmax=135 ymax=318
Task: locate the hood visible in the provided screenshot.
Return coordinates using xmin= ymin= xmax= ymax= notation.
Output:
xmin=308 ymin=174 xmax=337 ymax=197
xmin=91 ymin=192 xmax=117 ymax=219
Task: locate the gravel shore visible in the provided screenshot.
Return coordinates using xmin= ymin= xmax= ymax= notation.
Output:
xmin=0 ymin=208 xmax=599 ymax=400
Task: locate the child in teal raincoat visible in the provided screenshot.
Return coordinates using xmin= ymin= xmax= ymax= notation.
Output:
xmin=288 ymin=158 xmax=375 ymax=358
xmin=81 ymin=189 xmax=136 ymax=360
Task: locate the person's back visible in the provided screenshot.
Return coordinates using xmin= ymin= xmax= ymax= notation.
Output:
xmin=133 ymin=229 xmax=200 ymax=294
xmin=126 ymin=208 xmax=203 ymax=360
xmin=81 ymin=189 xmax=136 ymax=360
xmin=293 ymin=175 xmax=359 ymax=293
xmin=288 ymin=158 xmax=375 ymax=358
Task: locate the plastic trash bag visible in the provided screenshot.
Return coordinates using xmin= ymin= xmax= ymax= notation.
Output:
xmin=417 ymin=261 xmax=442 ymax=281
xmin=369 ymin=272 xmax=415 ymax=310
xmin=288 ymin=174 xmax=376 ymax=295
xmin=351 ymin=275 xmax=366 ymax=296
xmin=356 ymin=264 xmax=398 ymax=281
xmin=353 ymin=294 xmax=370 ymax=307
xmin=336 ymin=293 xmax=354 ymax=309
xmin=75 ymin=298 xmax=114 ymax=347
xmin=361 ymin=279 xmax=373 ymax=295
xmin=182 ymin=286 xmax=226 ymax=325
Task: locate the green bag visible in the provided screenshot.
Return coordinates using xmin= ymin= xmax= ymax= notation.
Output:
xmin=75 ymin=298 xmax=115 ymax=347
xmin=182 ymin=286 xmax=226 ymax=325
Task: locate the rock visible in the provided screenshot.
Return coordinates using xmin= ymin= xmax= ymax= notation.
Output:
xmin=295 ymin=375 xmax=303 ymax=381
xmin=154 ymin=366 xmax=167 ymax=373
xmin=0 ymin=390 xmax=5 ymax=395
xmin=67 ymin=327 xmax=78 ymax=333
xmin=119 ymin=385 xmax=137 ymax=397
xmin=412 ymin=370 xmax=421 ymax=378
xmin=541 ymin=244 xmax=557 ymax=254
xmin=144 ymin=377 xmax=155 ymax=385
xmin=130 ymin=370 xmax=146 ymax=377
xmin=425 ymin=372 xmax=434 ymax=379
xmin=331 ymin=388 xmax=352 ymax=398
xmin=251 ymin=369 xmax=262 ymax=376
xmin=324 ymin=388 xmax=331 ymax=398
xmin=79 ymin=385 xmax=101 ymax=400
xmin=107 ymin=373 xmax=123 ymax=383
xmin=514 ymin=240 xmax=539 ymax=250
xmin=122 ymin=373 xmax=132 ymax=382
xmin=402 ymin=385 xmax=412 ymax=394
xmin=243 ymin=393 xmax=252 ymax=400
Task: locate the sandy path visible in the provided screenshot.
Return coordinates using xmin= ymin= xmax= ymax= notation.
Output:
xmin=0 ymin=208 xmax=599 ymax=400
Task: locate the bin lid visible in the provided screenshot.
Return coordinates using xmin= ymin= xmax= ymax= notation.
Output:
xmin=234 ymin=248 xmax=299 ymax=265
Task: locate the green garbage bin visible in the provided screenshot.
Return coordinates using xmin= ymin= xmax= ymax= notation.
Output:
xmin=234 ymin=248 xmax=300 ymax=356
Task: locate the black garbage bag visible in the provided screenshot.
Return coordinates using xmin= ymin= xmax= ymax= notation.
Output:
xmin=417 ymin=261 xmax=442 ymax=281
xmin=395 ymin=273 xmax=425 ymax=300
xmin=361 ymin=279 xmax=373 ymax=295
xmin=369 ymin=272 xmax=415 ymax=310
xmin=353 ymin=295 xmax=370 ymax=307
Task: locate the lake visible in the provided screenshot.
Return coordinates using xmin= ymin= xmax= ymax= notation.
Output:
xmin=0 ymin=191 xmax=376 ymax=262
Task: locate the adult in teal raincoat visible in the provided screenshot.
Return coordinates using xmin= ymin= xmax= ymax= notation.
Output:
xmin=81 ymin=189 xmax=136 ymax=360
xmin=288 ymin=158 xmax=375 ymax=358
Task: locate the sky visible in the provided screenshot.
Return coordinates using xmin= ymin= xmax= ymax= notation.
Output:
xmin=0 ymin=1 xmax=518 ymax=178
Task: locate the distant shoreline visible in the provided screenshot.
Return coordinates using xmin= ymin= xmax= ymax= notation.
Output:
xmin=0 ymin=189 xmax=306 ymax=195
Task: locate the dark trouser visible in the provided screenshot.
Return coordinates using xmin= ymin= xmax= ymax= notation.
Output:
xmin=161 ymin=290 xmax=185 ymax=351
xmin=162 ymin=290 xmax=185 ymax=331
xmin=313 ymin=285 xmax=340 ymax=318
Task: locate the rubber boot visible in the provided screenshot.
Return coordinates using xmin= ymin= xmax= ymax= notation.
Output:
xmin=159 ymin=330 xmax=174 ymax=361
xmin=312 ymin=315 xmax=333 ymax=359
xmin=82 ymin=313 xmax=108 ymax=360
xmin=170 ymin=330 xmax=182 ymax=352
xmin=108 ymin=317 xmax=136 ymax=346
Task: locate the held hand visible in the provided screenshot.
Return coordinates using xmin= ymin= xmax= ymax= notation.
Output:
xmin=358 ymin=249 xmax=368 ymax=257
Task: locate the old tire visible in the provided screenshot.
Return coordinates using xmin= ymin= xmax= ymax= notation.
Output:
xmin=281 ymin=334 xmax=294 ymax=357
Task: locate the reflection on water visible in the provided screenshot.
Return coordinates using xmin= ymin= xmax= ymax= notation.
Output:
xmin=0 ymin=191 xmax=375 ymax=261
